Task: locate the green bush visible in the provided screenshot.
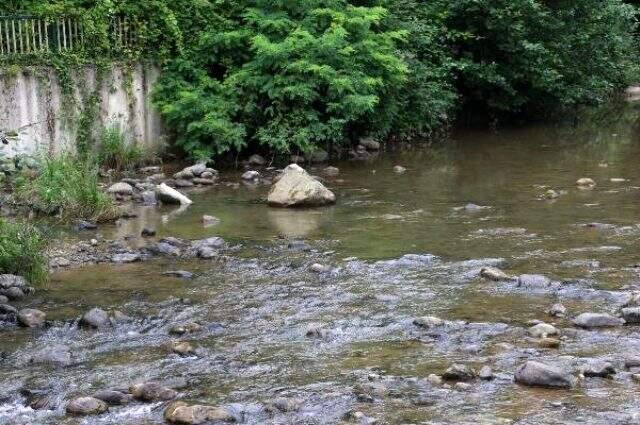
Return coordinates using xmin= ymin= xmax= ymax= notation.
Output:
xmin=0 ymin=220 xmax=48 ymax=284
xmin=153 ymin=0 xmax=410 ymax=159
xmin=17 ymin=155 xmax=118 ymax=222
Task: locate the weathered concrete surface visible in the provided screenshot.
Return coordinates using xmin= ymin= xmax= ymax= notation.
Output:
xmin=0 ymin=64 xmax=164 ymax=158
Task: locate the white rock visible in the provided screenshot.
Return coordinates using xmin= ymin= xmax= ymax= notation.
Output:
xmin=107 ymin=182 xmax=133 ymax=195
xmin=155 ymin=183 xmax=193 ymax=205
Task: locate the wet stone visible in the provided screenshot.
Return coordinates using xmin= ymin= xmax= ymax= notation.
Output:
xmin=514 ymin=361 xmax=575 ymax=389
xmin=539 ymin=338 xmax=561 ymax=349
xmin=169 ymin=322 xmax=202 ymax=335
xmin=111 ymin=253 xmax=141 ymax=263
xmin=66 ymin=397 xmax=108 ymax=416
xmin=518 ymin=274 xmax=551 ymax=289
xmin=548 ymin=303 xmax=567 ymax=317
xmin=480 ymin=267 xmax=512 ymax=281
xmin=309 ymin=263 xmax=331 ymax=274
xmin=573 ymin=312 xmax=624 ymax=328
xmin=581 ymin=360 xmax=616 ymax=378
xmin=17 ymin=308 xmax=46 ymax=327
xmin=0 ymin=295 xmax=7 ymax=304
xmin=80 ymin=308 xmax=110 ymax=329
xmin=74 ymin=220 xmax=98 ymax=231
xmin=442 ymin=364 xmax=476 ymax=381
xmin=2 ymin=286 xmax=25 ymax=300
xmin=479 ymin=365 xmax=494 ymax=381
xmin=164 ymin=401 xmax=235 ymax=424
xmin=621 ymin=307 xmax=640 ymax=324
xmin=0 ymin=274 xmax=28 ymax=289
xmin=93 ymin=390 xmax=132 ymax=405
xmin=130 ymin=382 xmax=178 ymax=401
xmin=528 ymin=323 xmax=559 ymax=338
xmin=413 ymin=316 xmax=444 ymax=328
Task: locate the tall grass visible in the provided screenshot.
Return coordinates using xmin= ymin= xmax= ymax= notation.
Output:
xmin=17 ymin=155 xmax=118 ymax=222
xmin=96 ymin=125 xmax=145 ymax=171
xmin=0 ymin=220 xmax=48 ymax=284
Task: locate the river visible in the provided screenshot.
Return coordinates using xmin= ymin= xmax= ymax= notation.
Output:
xmin=2 ymin=103 xmax=640 ymax=424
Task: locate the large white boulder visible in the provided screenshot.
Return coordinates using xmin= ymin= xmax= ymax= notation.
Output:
xmin=267 ymin=164 xmax=336 ymax=207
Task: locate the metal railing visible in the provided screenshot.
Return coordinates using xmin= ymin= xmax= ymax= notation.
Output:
xmin=0 ymin=15 xmax=138 ymax=56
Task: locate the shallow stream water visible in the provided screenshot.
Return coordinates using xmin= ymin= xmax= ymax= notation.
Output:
xmin=3 ymin=103 xmax=640 ymax=424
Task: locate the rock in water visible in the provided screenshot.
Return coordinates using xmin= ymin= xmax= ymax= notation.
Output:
xmin=442 ymin=364 xmax=476 ymax=381
xmin=107 ymin=182 xmax=133 ymax=195
xmin=622 ymin=307 xmax=640 ymax=324
xmin=17 ymin=308 xmax=46 ymax=327
xmin=480 ymin=267 xmax=512 ymax=281
xmin=514 ymin=361 xmax=575 ymax=388
xmin=156 ymin=183 xmax=193 ymax=205
xmin=267 ymin=164 xmax=336 ymax=207
xmin=66 ymin=397 xmax=108 ymax=415
xmin=130 ymin=382 xmax=177 ymax=401
xmin=164 ymin=401 xmax=235 ymax=424
xmin=80 ymin=308 xmax=110 ymax=329
xmin=573 ymin=312 xmax=624 ymax=328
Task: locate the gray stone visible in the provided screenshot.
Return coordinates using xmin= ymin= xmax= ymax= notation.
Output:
xmin=359 ymin=137 xmax=380 ymax=151
xmin=479 ymin=366 xmax=494 ymax=380
xmin=93 ymin=390 xmax=132 ymax=405
xmin=0 ymin=274 xmax=28 ymax=289
xmin=548 ymin=303 xmax=567 ymax=317
xmin=130 ymin=382 xmax=177 ymax=401
xmin=514 ymin=361 xmax=575 ymax=389
xmin=191 ymin=237 xmax=226 ymax=250
xmin=480 ymin=267 xmax=512 ymax=281
xmin=3 ymin=286 xmax=25 ymax=300
xmin=0 ymin=303 xmax=17 ymax=314
xmin=74 ymin=220 xmax=98 ymax=231
xmin=111 ymin=253 xmax=141 ymax=263
xmin=581 ymin=360 xmax=615 ymax=378
xmin=164 ymin=401 xmax=234 ymax=424
xmin=268 ymin=164 xmax=335 ymax=207
xmin=442 ymin=364 xmax=476 ymax=381
xmin=573 ymin=312 xmax=624 ymax=328
xmin=0 ymin=295 xmax=7 ymax=304
xmin=528 ymin=323 xmax=559 ymax=338
xmin=175 ymin=179 xmax=195 ymax=188
xmin=152 ymin=242 xmax=181 ymax=256
xmin=188 ymin=163 xmax=207 ymax=177
xmin=193 ymin=178 xmax=215 ymax=185
xmin=80 ymin=308 xmax=110 ymax=329
xmin=518 ymin=274 xmax=551 ymax=288
xmin=17 ymin=308 xmax=46 ymax=327
xmin=309 ymin=263 xmax=331 ymax=274
xmin=241 ymin=170 xmax=260 ymax=181
xmin=107 ymin=182 xmax=134 ymax=195
xmin=413 ymin=316 xmax=444 ymax=328
xmin=66 ymin=397 xmax=108 ymax=416
xmin=622 ymin=307 xmax=640 ymax=324
xmin=197 ymin=247 xmax=216 ymax=259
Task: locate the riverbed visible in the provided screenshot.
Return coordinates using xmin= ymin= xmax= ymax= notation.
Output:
xmin=2 ymin=104 xmax=640 ymax=424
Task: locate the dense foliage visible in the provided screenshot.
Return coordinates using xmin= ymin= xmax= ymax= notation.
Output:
xmin=0 ymin=220 xmax=48 ymax=284
xmin=4 ymin=0 xmax=639 ymax=159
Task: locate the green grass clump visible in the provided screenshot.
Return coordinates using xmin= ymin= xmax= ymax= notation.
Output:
xmin=96 ymin=125 xmax=146 ymax=172
xmin=0 ymin=220 xmax=48 ymax=284
xmin=17 ymin=155 xmax=118 ymax=222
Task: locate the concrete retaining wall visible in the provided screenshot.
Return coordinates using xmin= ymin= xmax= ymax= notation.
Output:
xmin=0 ymin=64 xmax=164 ymax=158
